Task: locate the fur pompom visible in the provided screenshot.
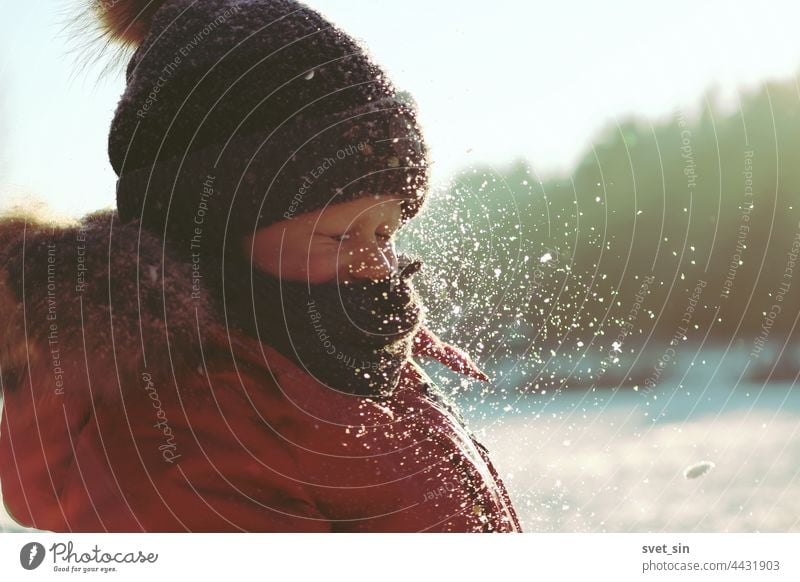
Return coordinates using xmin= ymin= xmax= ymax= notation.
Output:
xmin=92 ymin=0 xmax=170 ymax=47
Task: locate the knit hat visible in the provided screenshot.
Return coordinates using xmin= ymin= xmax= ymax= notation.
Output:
xmin=93 ymin=0 xmax=429 ymax=247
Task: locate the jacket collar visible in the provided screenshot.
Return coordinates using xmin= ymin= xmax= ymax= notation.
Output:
xmin=410 ymin=325 xmax=489 ymax=382
xmin=212 ymin=321 xmax=489 ymax=388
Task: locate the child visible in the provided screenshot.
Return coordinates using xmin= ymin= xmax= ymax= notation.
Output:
xmin=0 ymin=0 xmax=521 ymax=532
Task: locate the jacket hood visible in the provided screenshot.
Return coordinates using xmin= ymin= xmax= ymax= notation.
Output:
xmin=0 ymin=209 xmax=219 ymax=406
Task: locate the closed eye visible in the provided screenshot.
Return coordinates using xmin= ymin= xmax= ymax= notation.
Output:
xmin=314 ymin=232 xmax=350 ymax=242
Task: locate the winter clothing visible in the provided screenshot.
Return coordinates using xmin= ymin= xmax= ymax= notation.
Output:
xmin=106 ymin=0 xmax=429 ymax=249
xmin=0 ymin=212 xmax=522 ymax=532
xmin=223 ymin=253 xmax=425 ymax=397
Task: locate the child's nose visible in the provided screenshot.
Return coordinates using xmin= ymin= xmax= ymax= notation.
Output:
xmin=346 ymin=242 xmax=397 ymax=282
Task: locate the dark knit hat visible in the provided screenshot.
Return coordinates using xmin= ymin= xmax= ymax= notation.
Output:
xmin=95 ymin=0 xmax=429 ymax=245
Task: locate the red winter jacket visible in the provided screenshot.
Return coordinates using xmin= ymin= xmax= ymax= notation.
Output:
xmin=0 ymin=212 xmax=521 ymax=532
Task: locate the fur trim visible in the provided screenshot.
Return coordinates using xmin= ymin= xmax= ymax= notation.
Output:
xmin=91 ymin=0 xmax=170 ymax=47
xmin=0 ymin=209 xmax=218 ymax=403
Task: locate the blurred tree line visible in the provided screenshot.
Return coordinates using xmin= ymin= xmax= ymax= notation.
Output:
xmin=403 ymin=78 xmax=800 ymax=364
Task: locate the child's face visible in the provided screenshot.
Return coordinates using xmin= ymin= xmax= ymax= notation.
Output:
xmin=243 ymin=195 xmax=405 ymax=284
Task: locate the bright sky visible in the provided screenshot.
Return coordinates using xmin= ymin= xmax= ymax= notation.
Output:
xmin=2 ymin=0 xmax=800 ymax=219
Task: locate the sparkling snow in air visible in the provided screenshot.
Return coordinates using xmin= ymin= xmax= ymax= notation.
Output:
xmin=389 ymin=170 xmax=800 ymax=533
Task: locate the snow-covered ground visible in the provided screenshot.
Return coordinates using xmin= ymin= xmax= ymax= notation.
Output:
xmin=465 ymin=344 xmax=800 ymax=532
xmin=2 ymin=344 xmax=798 ymax=532
xmin=474 ymin=404 xmax=800 ymax=532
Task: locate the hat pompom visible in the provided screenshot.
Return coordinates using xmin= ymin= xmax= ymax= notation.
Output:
xmin=91 ymin=0 xmax=170 ymax=47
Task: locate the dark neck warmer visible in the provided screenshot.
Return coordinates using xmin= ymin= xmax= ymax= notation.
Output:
xmin=225 ymin=255 xmax=424 ymax=398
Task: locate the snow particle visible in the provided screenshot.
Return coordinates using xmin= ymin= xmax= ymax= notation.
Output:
xmin=146 ymin=265 xmax=158 ymax=284
xmin=683 ymin=460 xmax=716 ymax=480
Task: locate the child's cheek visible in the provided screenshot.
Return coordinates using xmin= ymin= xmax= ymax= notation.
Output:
xmin=304 ymin=248 xmax=340 ymax=284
